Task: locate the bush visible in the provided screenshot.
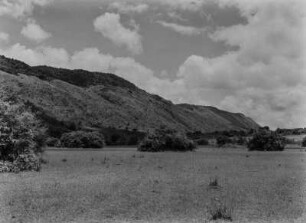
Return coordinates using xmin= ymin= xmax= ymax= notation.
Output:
xmin=247 ymin=130 xmax=285 ymax=151
xmin=235 ymin=136 xmax=247 ymax=145
xmin=0 ymin=99 xmax=45 ymax=172
xmin=196 ymin=138 xmax=209 ymax=146
xmin=46 ymin=137 xmax=61 ymax=147
xmin=60 ymin=131 xmax=104 ymax=148
xmin=0 ymin=161 xmax=19 ymax=173
xmin=138 ymin=128 xmax=196 ymax=152
xmin=13 ymin=152 xmax=41 ymax=171
xmin=302 ymin=137 xmax=306 ymax=147
xmin=216 ymin=136 xmax=232 ymax=147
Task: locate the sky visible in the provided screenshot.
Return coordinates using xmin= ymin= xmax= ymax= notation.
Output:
xmin=0 ymin=0 xmax=305 ymax=129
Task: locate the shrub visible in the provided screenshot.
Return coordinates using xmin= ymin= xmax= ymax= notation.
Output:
xmin=302 ymin=137 xmax=306 ymax=147
xmin=235 ymin=136 xmax=247 ymax=145
xmin=247 ymin=130 xmax=285 ymax=151
xmin=196 ymin=138 xmax=209 ymax=146
xmin=138 ymin=127 xmax=196 ymax=152
xmin=0 ymin=99 xmax=45 ymax=172
xmin=13 ymin=152 xmax=41 ymax=171
xmin=209 ymin=203 xmax=233 ymax=221
xmin=208 ymin=177 xmax=220 ymax=188
xmin=0 ymin=161 xmax=19 ymax=173
xmin=216 ymin=136 xmax=232 ymax=147
xmin=60 ymin=131 xmax=104 ymax=148
xmin=46 ymin=137 xmax=61 ymax=147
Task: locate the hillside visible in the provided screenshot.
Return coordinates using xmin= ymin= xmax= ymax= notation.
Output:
xmin=0 ymin=55 xmax=259 ymax=134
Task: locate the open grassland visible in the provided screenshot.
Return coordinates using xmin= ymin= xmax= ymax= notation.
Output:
xmin=0 ymin=147 xmax=306 ymax=223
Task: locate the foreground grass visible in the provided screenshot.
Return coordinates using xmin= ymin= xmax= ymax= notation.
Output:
xmin=0 ymin=147 xmax=305 ymax=223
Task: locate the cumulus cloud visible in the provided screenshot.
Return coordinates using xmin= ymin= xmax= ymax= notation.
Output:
xmin=0 ymin=32 xmax=9 ymax=43
xmin=173 ymin=0 xmax=306 ymax=128
xmin=0 ymin=43 xmax=177 ymax=95
xmin=0 ymin=43 xmax=70 ymax=68
xmin=157 ymin=20 xmax=205 ymax=36
xmin=0 ymin=0 xmax=52 ymax=19
xmin=108 ymin=2 xmax=149 ymax=14
xmin=94 ymin=13 xmax=143 ymax=55
xmin=150 ymin=0 xmax=206 ymax=12
xmin=21 ymin=20 xmax=51 ymax=43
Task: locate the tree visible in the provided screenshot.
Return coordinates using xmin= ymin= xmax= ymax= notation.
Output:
xmin=302 ymin=137 xmax=306 ymax=147
xmin=60 ymin=131 xmax=104 ymax=148
xmin=216 ymin=135 xmax=232 ymax=147
xmin=138 ymin=127 xmax=196 ymax=152
xmin=247 ymin=130 xmax=285 ymax=151
xmin=0 ymin=99 xmax=45 ymax=171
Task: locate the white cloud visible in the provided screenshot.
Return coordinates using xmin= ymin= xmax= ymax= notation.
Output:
xmin=157 ymin=21 xmax=205 ymax=36
xmin=0 ymin=0 xmax=52 ymax=19
xmin=21 ymin=20 xmax=51 ymax=43
xmin=172 ymin=0 xmax=306 ymax=128
xmin=94 ymin=13 xmax=143 ymax=55
xmin=0 ymin=44 xmax=171 ymax=95
xmin=108 ymin=2 xmax=149 ymax=14
xmin=151 ymin=0 xmax=207 ymax=12
xmin=0 ymin=43 xmax=70 ymax=68
xmin=0 ymin=32 xmax=9 ymax=43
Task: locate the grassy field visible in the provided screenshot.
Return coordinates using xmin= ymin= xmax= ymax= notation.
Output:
xmin=0 ymin=147 xmax=305 ymax=223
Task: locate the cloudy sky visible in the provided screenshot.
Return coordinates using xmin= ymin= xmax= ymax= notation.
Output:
xmin=0 ymin=0 xmax=305 ymax=128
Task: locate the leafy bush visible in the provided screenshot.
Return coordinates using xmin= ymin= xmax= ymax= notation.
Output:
xmin=247 ymin=130 xmax=285 ymax=151
xmin=302 ymin=137 xmax=306 ymax=147
xmin=196 ymin=138 xmax=209 ymax=146
xmin=13 ymin=152 xmax=41 ymax=171
xmin=0 ymin=99 xmax=45 ymax=172
xmin=60 ymin=131 xmax=104 ymax=148
xmin=235 ymin=136 xmax=247 ymax=145
xmin=216 ymin=136 xmax=232 ymax=147
xmin=46 ymin=137 xmax=61 ymax=147
xmin=0 ymin=161 xmax=19 ymax=173
xmin=138 ymin=127 xmax=196 ymax=152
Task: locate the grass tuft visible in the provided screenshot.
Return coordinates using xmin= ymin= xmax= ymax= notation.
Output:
xmin=209 ymin=177 xmax=220 ymax=188
xmin=209 ymin=201 xmax=233 ymax=222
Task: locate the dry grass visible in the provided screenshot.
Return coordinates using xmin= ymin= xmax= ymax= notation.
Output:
xmin=0 ymin=147 xmax=305 ymax=223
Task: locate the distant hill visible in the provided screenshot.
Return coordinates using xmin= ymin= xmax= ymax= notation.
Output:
xmin=0 ymin=55 xmax=259 ymax=135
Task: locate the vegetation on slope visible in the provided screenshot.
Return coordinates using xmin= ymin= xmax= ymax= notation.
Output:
xmin=0 ymin=55 xmax=260 ymax=138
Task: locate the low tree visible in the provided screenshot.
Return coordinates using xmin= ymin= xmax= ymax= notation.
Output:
xmin=60 ymin=131 xmax=105 ymax=148
xmin=138 ymin=127 xmax=196 ymax=152
xmin=302 ymin=137 xmax=306 ymax=147
xmin=196 ymin=138 xmax=209 ymax=146
xmin=0 ymin=99 xmax=46 ymax=172
xmin=247 ymin=130 xmax=285 ymax=151
xmin=216 ymin=135 xmax=232 ymax=147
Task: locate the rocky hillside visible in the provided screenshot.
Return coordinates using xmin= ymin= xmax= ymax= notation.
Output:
xmin=0 ymin=55 xmax=259 ymax=133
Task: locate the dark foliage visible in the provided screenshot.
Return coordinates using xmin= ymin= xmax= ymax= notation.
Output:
xmin=60 ymin=131 xmax=104 ymax=148
xmin=302 ymin=137 xmax=306 ymax=147
xmin=14 ymin=152 xmax=41 ymax=172
xmin=216 ymin=136 xmax=232 ymax=147
xmin=247 ymin=130 xmax=286 ymax=151
xmin=234 ymin=136 xmax=247 ymax=145
xmin=196 ymin=138 xmax=209 ymax=145
xmin=138 ymin=127 xmax=196 ymax=152
xmin=276 ymin=127 xmax=306 ymax=135
xmin=210 ymin=205 xmax=233 ymax=221
xmin=100 ymin=127 xmax=145 ymax=146
xmin=45 ymin=137 xmax=61 ymax=147
xmin=0 ymin=100 xmax=45 ymax=172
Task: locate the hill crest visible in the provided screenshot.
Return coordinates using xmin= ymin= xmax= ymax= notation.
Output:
xmin=0 ymin=55 xmax=260 ymax=133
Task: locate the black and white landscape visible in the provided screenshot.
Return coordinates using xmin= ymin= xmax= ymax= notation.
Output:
xmin=0 ymin=0 xmax=305 ymax=222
